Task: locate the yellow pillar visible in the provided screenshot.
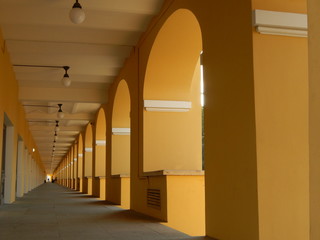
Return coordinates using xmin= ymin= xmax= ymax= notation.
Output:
xmin=308 ymin=0 xmax=320 ymax=239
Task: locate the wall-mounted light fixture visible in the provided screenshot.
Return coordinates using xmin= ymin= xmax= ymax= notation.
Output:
xmin=70 ymin=0 xmax=85 ymax=24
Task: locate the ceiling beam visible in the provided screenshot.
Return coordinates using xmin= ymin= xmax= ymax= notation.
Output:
xmin=0 ymin=0 xmax=164 ymax=15
xmin=6 ymin=40 xmax=133 ymax=58
xmin=26 ymin=112 xmax=93 ymax=121
xmin=0 ymin=6 xmax=153 ymax=32
xmin=20 ymin=87 xmax=108 ymax=103
xmin=29 ymin=125 xmax=83 ymax=132
xmin=1 ymin=24 xmax=141 ymax=46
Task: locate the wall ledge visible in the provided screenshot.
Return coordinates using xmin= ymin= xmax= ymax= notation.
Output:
xmin=111 ymin=174 xmax=130 ymax=178
xmin=144 ymin=100 xmax=192 ymax=112
xmin=142 ymin=169 xmax=204 ymax=177
xmin=253 ymin=9 xmax=307 ymax=37
xmin=112 ymin=128 xmax=130 ymax=135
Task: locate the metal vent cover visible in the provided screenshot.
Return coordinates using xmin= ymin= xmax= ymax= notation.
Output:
xmin=147 ymin=188 xmax=161 ymax=209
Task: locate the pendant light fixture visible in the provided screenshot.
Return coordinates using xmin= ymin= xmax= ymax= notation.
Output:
xmin=62 ymin=66 xmax=71 ymax=87
xmin=57 ymin=104 xmax=65 ymax=119
xmin=14 ymin=64 xmax=72 ymax=87
xmin=55 ymin=121 xmax=60 ymax=132
xmin=54 ymin=132 xmax=58 ymax=141
xmin=69 ymin=0 xmax=85 ymax=24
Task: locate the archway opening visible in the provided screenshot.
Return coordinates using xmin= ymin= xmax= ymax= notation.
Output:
xmin=77 ymin=134 xmax=86 ymax=193
xmin=143 ymin=9 xmax=204 ymax=235
xmin=110 ymin=79 xmax=131 ymax=209
xmin=95 ymin=108 xmax=107 ymax=200
xmin=84 ymin=124 xmax=93 ymax=195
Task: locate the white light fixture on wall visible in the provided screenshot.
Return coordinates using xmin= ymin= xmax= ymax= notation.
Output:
xmin=70 ymin=0 xmax=86 ymax=24
xmin=62 ymin=66 xmax=71 ymax=87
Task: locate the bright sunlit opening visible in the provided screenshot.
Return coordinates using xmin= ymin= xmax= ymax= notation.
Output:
xmin=200 ymin=64 xmax=205 ymax=106
xmin=46 ymin=175 xmax=52 ymax=182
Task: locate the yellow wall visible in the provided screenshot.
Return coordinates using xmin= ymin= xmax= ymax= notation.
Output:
xmin=111 ymin=135 xmax=130 ymax=175
xmin=87 ymin=177 xmax=92 ymax=195
xmin=252 ymin=1 xmax=309 ymax=239
xmin=99 ymin=177 xmax=106 ymax=200
xmin=143 ymin=60 xmax=202 ymax=172
xmin=111 ymin=80 xmax=130 ymax=175
xmin=95 ymin=107 xmax=106 ymax=177
xmin=307 ymin=0 xmax=320 ymax=239
xmin=253 ymin=34 xmax=309 ymax=240
xmin=112 ymin=80 xmax=130 ymax=128
xmin=0 ymin=28 xmax=45 ymax=203
xmin=107 ymin=177 xmax=121 ymax=204
xmin=120 ymin=177 xmax=130 ymax=209
xmin=165 ymin=175 xmax=205 ymax=236
xmin=77 ymin=134 xmax=83 ymax=178
xmin=253 ymin=0 xmax=307 ymax=12
xmin=84 ymin=124 xmax=93 ymax=177
xmin=95 ymin=145 xmax=106 ymax=176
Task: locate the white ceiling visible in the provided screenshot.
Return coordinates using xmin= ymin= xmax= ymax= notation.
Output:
xmin=0 ymin=0 xmax=164 ymax=174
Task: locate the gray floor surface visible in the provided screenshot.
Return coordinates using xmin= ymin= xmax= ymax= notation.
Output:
xmin=0 ymin=183 xmax=213 ymax=240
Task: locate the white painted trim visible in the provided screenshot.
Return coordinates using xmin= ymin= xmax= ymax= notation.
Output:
xmin=112 ymin=128 xmax=131 ymax=135
xmin=253 ymin=9 xmax=308 ymax=37
xmin=256 ymin=26 xmax=307 ymax=37
xmin=85 ymin=148 xmax=92 ymax=152
xmin=96 ymin=140 xmax=106 ymax=146
xmin=144 ymin=100 xmax=192 ymax=112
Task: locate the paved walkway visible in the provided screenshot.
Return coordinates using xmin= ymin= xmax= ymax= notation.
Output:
xmin=0 ymin=183 xmax=212 ymax=240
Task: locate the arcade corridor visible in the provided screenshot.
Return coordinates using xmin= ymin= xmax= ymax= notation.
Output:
xmin=1 ymin=0 xmax=320 ymax=239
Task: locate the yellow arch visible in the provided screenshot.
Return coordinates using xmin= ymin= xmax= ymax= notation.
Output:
xmin=143 ymin=9 xmax=203 ymax=172
xmin=111 ymin=79 xmax=131 ymax=175
xmin=144 ymin=9 xmax=202 ymax=100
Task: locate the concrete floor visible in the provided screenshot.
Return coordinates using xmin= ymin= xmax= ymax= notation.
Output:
xmin=0 ymin=183 xmax=213 ymax=240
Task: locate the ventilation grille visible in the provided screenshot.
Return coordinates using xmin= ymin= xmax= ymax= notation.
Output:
xmin=147 ymin=189 xmax=161 ymax=209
